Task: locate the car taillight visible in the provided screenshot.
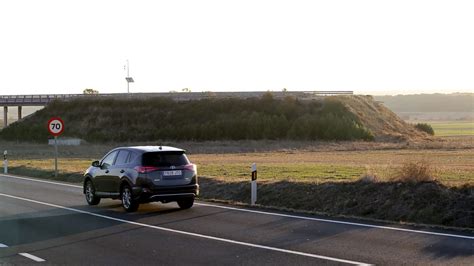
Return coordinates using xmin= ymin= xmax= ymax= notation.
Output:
xmin=134 ymin=166 xmax=160 ymax=174
xmin=183 ymin=164 xmax=197 ymax=172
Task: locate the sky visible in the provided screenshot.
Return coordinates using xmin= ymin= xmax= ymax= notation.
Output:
xmin=0 ymin=0 xmax=473 ymax=96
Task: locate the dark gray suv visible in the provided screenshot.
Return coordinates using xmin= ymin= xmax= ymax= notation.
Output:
xmin=83 ymin=146 xmax=199 ymax=212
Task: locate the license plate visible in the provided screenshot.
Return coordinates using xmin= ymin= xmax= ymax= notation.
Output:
xmin=163 ymin=170 xmax=182 ymax=176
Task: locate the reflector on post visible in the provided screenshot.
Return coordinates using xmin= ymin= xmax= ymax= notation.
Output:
xmin=3 ymin=150 xmax=7 ymax=174
xmin=251 ymin=163 xmax=257 ymax=205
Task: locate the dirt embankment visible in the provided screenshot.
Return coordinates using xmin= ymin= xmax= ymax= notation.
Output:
xmin=336 ymin=95 xmax=430 ymax=142
xmin=200 ymin=178 xmax=474 ymax=229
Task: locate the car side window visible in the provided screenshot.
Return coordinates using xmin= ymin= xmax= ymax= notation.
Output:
xmin=101 ymin=151 xmax=118 ymax=169
xmin=127 ymin=152 xmax=138 ymax=164
xmin=115 ymin=150 xmax=130 ymax=166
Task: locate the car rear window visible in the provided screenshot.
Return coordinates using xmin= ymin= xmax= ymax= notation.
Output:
xmin=142 ymin=152 xmax=190 ymax=167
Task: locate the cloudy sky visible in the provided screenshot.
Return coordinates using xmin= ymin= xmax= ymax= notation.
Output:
xmin=1 ymin=0 xmax=473 ymax=95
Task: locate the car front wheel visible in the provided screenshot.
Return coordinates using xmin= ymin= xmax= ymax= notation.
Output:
xmin=85 ymin=180 xmax=101 ymax=205
xmin=121 ymin=185 xmax=139 ymax=212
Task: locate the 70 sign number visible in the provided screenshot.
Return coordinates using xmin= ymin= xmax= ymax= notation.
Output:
xmin=47 ymin=117 xmax=65 ymax=136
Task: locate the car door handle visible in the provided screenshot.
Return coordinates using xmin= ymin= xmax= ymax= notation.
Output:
xmin=120 ymin=169 xmax=125 ymax=173
xmin=105 ymin=170 xmax=109 ymax=174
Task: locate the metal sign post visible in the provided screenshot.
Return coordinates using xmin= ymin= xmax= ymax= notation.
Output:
xmin=54 ymin=136 xmax=58 ymax=177
xmin=3 ymin=150 xmax=7 ymax=174
xmin=47 ymin=117 xmax=65 ymax=178
xmin=251 ymin=163 xmax=257 ymax=205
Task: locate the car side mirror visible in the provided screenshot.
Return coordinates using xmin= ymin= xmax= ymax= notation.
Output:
xmin=92 ymin=160 xmax=100 ymax=167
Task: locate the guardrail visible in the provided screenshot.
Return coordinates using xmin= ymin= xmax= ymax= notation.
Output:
xmin=0 ymin=91 xmax=353 ymax=106
xmin=0 ymin=94 xmax=82 ymax=106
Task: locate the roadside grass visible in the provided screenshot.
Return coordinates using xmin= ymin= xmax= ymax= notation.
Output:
xmin=6 ymin=149 xmax=473 ymax=186
xmin=9 ymin=165 xmax=84 ymax=183
xmin=392 ymin=160 xmax=436 ymax=183
xmin=8 ymin=160 xmax=367 ymax=183
xmin=8 ymin=158 xmax=91 ymax=183
xmin=197 ymin=163 xmax=365 ymax=182
xmin=200 ymin=177 xmax=474 ymax=229
xmin=195 ymin=163 xmax=473 ymax=186
xmin=188 ymin=149 xmax=474 ymax=186
xmin=2 ymin=138 xmax=473 ymax=186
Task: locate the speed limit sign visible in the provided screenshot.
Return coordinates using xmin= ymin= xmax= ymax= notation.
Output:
xmin=47 ymin=117 xmax=65 ymax=136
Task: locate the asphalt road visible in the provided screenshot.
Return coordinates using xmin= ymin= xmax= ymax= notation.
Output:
xmin=0 ymin=174 xmax=473 ymax=265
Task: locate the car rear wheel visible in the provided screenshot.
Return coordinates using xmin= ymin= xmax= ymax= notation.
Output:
xmin=85 ymin=180 xmax=101 ymax=205
xmin=121 ymin=185 xmax=139 ymax=212
xmin=177 ymin=197 xmax=194 ymax=209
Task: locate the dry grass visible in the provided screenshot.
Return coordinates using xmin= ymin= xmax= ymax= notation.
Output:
xmin=1 ymin=137 xmax=473 ymax=186
xmin=9 ymin=158 xmax=92 ymax=173
xmin=392 ymin=160 xmax=437 ymax=183
xmin=189 ymin=150 xmax=473 ymax=186
xmin=0 ymin=136 xmax=473 ymax=157
xmin=358 ymin=166 xmax=380 ymax=183
xmin=336 ymin=95 xmax=430 ymax=142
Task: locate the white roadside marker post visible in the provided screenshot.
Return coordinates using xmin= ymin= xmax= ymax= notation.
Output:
xmin=251 ymin=163 xmax=257 ymax=206
xmin=3 ymin=150 xmax=7 ymax=174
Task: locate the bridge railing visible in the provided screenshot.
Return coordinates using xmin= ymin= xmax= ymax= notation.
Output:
xmin=0 ymin=94 xmax=97 ymax=106
xmin=0 ymin=91 xmax=354 ymax=106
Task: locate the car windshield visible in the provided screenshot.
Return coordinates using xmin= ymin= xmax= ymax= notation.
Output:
xmin=142 ymin=152 xmax=189 ymax=167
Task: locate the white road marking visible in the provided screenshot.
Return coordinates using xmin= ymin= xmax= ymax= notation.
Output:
xmin=0 ymin=243 xmax=8 ymax=248
xmin=19 ymin=253 xmax=46 ymax=262
xmin=0 ymin=192 xmax=371 ymax=266
xmin=2 ymin=173 xmax=473 ymax=240
xmin=195 ymin=203 xmax=474 ymax=240
xmin=0 ymin=174 xmax=82 ymax=188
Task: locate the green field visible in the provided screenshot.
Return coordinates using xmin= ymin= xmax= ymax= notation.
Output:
xmin=411 ymin=121 xmax=474 ymax=136
xmin=429 ymin=121 xmax=474 ymax=136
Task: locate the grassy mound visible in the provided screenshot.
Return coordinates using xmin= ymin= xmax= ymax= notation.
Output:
xmin=0 ymin=95 xmax=370 ymax=142
xmin=0 ymin=94 xmax=424 ymax=142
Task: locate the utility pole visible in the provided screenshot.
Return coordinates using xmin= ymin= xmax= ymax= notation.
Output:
xmin=125 ymin=59 xmax=134 ymax=93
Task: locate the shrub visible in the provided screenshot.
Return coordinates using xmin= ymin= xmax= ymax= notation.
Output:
xmin=359 ymin=166 xmax=379 ymax=183
xmin=414 ymin=123 xmax=435 ymax=135
xmin=393 ymin=160 xmax=437 ymax=183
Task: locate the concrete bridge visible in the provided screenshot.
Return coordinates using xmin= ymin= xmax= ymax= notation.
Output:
xmin=1 ymin=91 xmax=353 ymax=127
xmin=0 ymin=94 xmax=83 ymax=128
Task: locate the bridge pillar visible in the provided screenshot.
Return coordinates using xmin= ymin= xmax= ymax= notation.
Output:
xmin=3 ymin=106 xmax=7 ymax=128
xmin=18 ymin=106 xmax=22 ymax=120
